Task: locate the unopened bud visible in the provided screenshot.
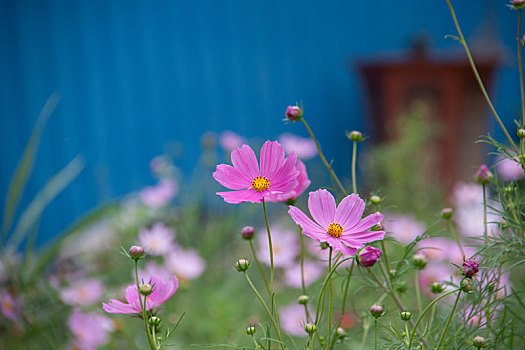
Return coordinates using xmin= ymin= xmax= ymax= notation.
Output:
xmin=241 ymin=226 xmax=255 ymax=240
xmin=412 ymin=253 xmax=428 ymax=270
xmin=304 ymin=323 xmax=317 ymax=334
xmin=369 ymin=304 xmax=384 ymax=318
xmin=357 ymin=246 xmax=382 ymax=268
xmin=246 ymin=324 xmax=256 ymax=335
xmin=156 ymin=336 xmax=162 ymax=342
xmin=430 ymin=282 xmax=445 ymax=294
xmin=400 ymin=311 xmax=412 ymax=321
xmin=285 ymin=105 xmax=303 ymax=121
xmin=441 ymin=208 xmax=453 ymax=220
xmin=370 ymin=195 xmax=382 ymax=205
xmin=475 ymin=165 xmax=493 ymax=185
xmin=473 ymin=335 xmax=487 ymax=348
xmin=149 ymin=316 xmax=161 ymax=326
xmin=336 ymin=327 xmax=346 ymax=338
xmin=460 ymin=278 xmax=473 ymax=293
xmin=518 ymin=128 xmax=525 ymax=138
xmin=347 ymin=130 xmax=363 ymax=142
xmin=320 ymin=242 xmax=330 ymax=250
xmin=462 ymin=260 xmax=479 ymax=277
xmin=298 ymin=295 xmax=309 ymax=305
xmin=512 ymin=0 xmax=525 ymax=10
xmin=504 ymin=185 xmax=514 ymax=194
xmin=140 ymin=284 xmax=153 ymax=296
xmin=234 ymin=258 xmax=250 ymax=272
xmin=129 ymin=245 xmax=144 ymax=260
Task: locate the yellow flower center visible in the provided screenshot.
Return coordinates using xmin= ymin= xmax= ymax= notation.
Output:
xmin=252 ymin=176 xmax=270 ymax=192
xmin=327 ymin=222 xmax=343 ymax=238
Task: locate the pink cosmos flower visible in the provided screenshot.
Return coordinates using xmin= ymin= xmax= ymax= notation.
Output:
xmin=284 ymin=260 xmax=324 ymax=288
xmin=138 ymin=222 xmax=176 ymax=256
xmin=496 ymin=156 xmax=525 ymax=181
xmin=267 ymin=160 xmax=311 ymax=203
xmin=385 ymin=213 xmax=426 ymax=244
xmin=279 ymin=303 xmax=307 ymax=337
xmin=288 ymin=189 xmax=385 ymax=256
xmin=213 ymin=140 xmax=299 ymax=204
xmin=140 ymin=180 xmax=178 ymax=208
xmin=1 ymin=291 xmax=22 ymax=321
xmin=68 ymin=309 xmax=113 ymax=349
xmin=256 ymin=226 xmax=299 ymax=267
xmin=103 ymin=275 xmax=178 ymax=314
xmin=278 ymin=133 xmax=317 ymax=160
xmin=60 ymin=278 xmax=104 ymax=306
xmin=219 ymin=131 xmax=247 ymax=153
xmin=165 ymin=247 xmax=206 ymax=281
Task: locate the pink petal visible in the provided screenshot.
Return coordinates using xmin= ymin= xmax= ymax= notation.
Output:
xmin=102 ymin=300 xmax=138 ymax=314
xmin=231 ymin=144 xmax=259 ymax=179
xmin=346 ymin=212 xmax=384 ymax=233
xmin=213 ymin=164 xmax=252 ymax=190
xmin=150 ymin=276 xmax=179 ymax=308
xmin=325 ymin=237 xmax=358 ymax=256
xmin=217 ymin=189 xmax=263 ymax=204
xmin=268 ymin=152 xmax=299 ymax=189
xmin=340 ymin=230 xmax=385 ymax=247
xmin=334 ymin=194 xmax=365 ymax=229
xmin=260 ymin=141 xmax=285 ymax=179
xmin=288 ymin=206 xmax=326 ymax=240
xmin=308 ymin=189 xmax=336 ymax=228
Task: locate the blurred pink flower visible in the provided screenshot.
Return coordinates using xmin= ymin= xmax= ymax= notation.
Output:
xmin=284 ymin=260 xmax=324 ymax=288
xmin=219 ymin=131 xmax=246 ymax=153
xmin=138 ymin=222 xmax=176 ymax=256
xmin=267 ymin=160 xmax=311 ymax=202
xmin=417 ymin=237 xmax=475 ymax=263
xmin=496 ymin=157 xmax=525 ymax=181
xmin=60 ymin=279 xmax=104 ymax=306
xmin=103 ymin=275 xmax=178 ymax=314
xmin=150 ymin=156 xmax=170 ymax=175
xmin=289 ymin=190 xmax=385 ymax=256
xmin=68 ymin=309 xmax=113 ymax=349
xmin=452 ymin=182 xmax=482 ymax=207
xmin=278 ymin=133 xmax=317 ymax=160
xmin=137 ymin=262 xmax=171 ymax=282
xmin=140 ymin=180 xmax=177 ymax=208
xmin=385 ymin=213 xmax=426 ymax=244
xmin=213 ymin=141 xmax=299 ymax=204
xmin=1 ymin=291 xmax=22 ymax=321
xmin=418 ymin=263 xmax=454 ymax=298
xmin=257 ymin=226 xmax=299 ymax=267
xmin=165 ymin=247 xmax=206 ymax=280
xmin=279 ymin=303 xmax=307 ymax=337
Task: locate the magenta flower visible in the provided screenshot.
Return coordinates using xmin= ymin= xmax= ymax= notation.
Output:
xmin=102 ymin=275 xmax=178 ymax=314
xmin=288 ymin=189 xmax=385 ymax=256
xmin=68 ymin=309 xmax=113 ymax=349
xmin=267 ymin=160 xmax=311 ymax=203
xmin=496 ymin=156 xmax=525 ymax=181
xmin=357 ymin=246 xmax=382 ymax=267
xmin=213 ymin=140 xmax=299 ymax=204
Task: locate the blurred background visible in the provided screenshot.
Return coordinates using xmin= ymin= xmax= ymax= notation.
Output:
xmin=0 ymin=0 xmax=521 ymax=245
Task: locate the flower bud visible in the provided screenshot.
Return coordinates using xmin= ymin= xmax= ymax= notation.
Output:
xmin=336 ymin=327 xmax=346 ymax=338
xmin=462 ymin=260 xmax=479 ymax=277
xmin=370 ymin=195 xmax=382 ymax=205
xmin=369 ymin=304 xmax=384 ymax=318
xmin=241 ymin=226 xmax=255 ymax=240
xmin=412 ymin=253 xmax=428 ymax=270
xmin=129 ymin=245 xmax=144 ymax=260
xmin=234 ymin=258 xmax=251 ymax=272
xmin=473 ymin=335 xmax=487 ymax=348
xmin=400 ymin=311 xmax=412 ymax=321
xmin=441 ymin=208 xmax=453 ymax=220
xmin=357 ymin=246 xmax=382 ymax=268
xmin=304 ymin=323 xmax=317 ymax=334
xmin=246 ymin=324 xmax=256 ymax=335
xmin=518 ymin=128 xmax=525 ymax=138
xmin=285 ymin=106 xmax=303 ymax=121
xmin=504 ymin=185 xmax=514 ymax=194
xmin=320 ymin=242 xmax=330 ymax=250
xmin=156 ymin=336 xmax=162 ymax=342
xmin=430 ymin=282 xmax=445 ymax=294
xmin=149 ymin=316 xmax=161 ymax=326
xmin=140 ymin=284 xmax=153 ymax=296
xmin=347 ymin=130 xmax=363 ymax=142
xmin=374 ymin=223 xmax=384 ymax=231
xmin=460 ymin=278 xmax=473 ymax=293
xmin=512 ymin=0 xmax=525 ymax=10
xmin=297 ymin=295 xmax=309 ymax=305
xmin=475 ymin=165 xmax=493 ymax=185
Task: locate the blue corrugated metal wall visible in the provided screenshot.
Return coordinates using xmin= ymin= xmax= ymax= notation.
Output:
xmin=0 ymin=0 xmax=519 ymax=244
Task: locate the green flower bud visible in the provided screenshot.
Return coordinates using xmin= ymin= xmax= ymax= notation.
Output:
xmin=304 ymin=323 xmax=317 ymax=334
xmin=320 ymin=242 xmax=330 ymax=250
xmin=149 ymin=316 xmax=161 ymax=326
xmin=297 ymin=295 xmax=309 ymax=305
xmin=369 ymin=304 xmax=384 ymax=318
xmin=234 ymin=259 xmax=250 ymax=272
xmin=412 ymin=254 xmax=428 ymax=270
xmin=441 ymin=208 xmax=453 ymax=219
xmin=473 ymin=335 xmax=487 ymax=348
xmin=430 ymin=282 xmax=445 ymax=294
xmin=518 ymin=128 xmax=525 ymax=138
xmin=460 ymin=278 xmax=473 ymax=293
xmin=370 ymin=195 xmax=382 ymax=205
xmin=347 ymin=130 xmax=363 ymax=142
xmin=400 ymin=311 xmax=412 ymax=321
xmin=336 ymin=327 xmax=346 ymax=338
xmin=140 ymin=284 xmax=153 ymax=296
xmin=246 ymin=324 xmax=256 ymax=335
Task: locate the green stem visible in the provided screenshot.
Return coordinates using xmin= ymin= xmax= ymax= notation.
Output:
xmin=408 ymin=289 xmax=460 ymax=350
xmin=352 ymin=141 xmax=357 ymax=194
xmin=483 ymin=184 xmax=488 ymax=247
xmin=248 ymin=239 xmax=271 ymax=297
xmin=519 ymin=9 xmax=525 ymax=125
xmin=445 ymin=0 xmax=518 ymax=153
xmin=436 ymin=290 xmax=462 ymax=350
xmin=262 ymin=199 xmax=274 ymax=291
xmin=327 ymin=247 xmax=334 ymax=349
xmin=415 ymin=270 xmax=422 ymax=316
xmin=314 ymin=255 xmax=349 ymax=326
xmin=329 ymin=261 xmax=355 ymax=350
xmin=360 ymin=317 xmax=370 ymax=350
xmin=301 ymin=118 xmax=348 ymax=196
xmin=447 ymin=218 xmax=465 ymax=259
xmin=374 ymin=318 xmax=378 ymax=350
xmin=135 ymin=260 xmax=157 ymax=350
xmin=244 ymin=272 xmax=285 ymax=350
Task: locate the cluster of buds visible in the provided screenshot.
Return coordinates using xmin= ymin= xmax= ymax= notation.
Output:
xmin=357 ymin=246 xmax=382 ymax=268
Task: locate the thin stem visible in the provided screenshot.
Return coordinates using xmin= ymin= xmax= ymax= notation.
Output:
xmin=244 ymin=272 xmax=285 ymax=350
xmin=447 ymin=219 xmax=465 ymax=259
xmin=327 ymin=247 xmax=334 ymax=349
xmin=314 ymin=255 xmax=349 ymax=326
xmin=519 ymin=9 xmax=525 ymax=125
xmin=436 ymin=290 xmax=462 ymax=350
xmin=248 ymin=239 xmax=271 ymax=297
xmin=374 ymin=318 xmax=378 ymax=350
xmin=445 ymin=0 xmax=518 ymax=153
xmin=407 ymin=288 xmax=460 ymax=350
xmin=415 ymin=270 xmax=422 ymax=316
xmin=301 ymin=118 xmax=348 ymax=196
xmin=299 ymin=230 xmax=307 ymax=295
xmin=262 ymin=198 xmax=274 ymax=292
xmin=329 ymin=261 xmax=355 ymax=350
xmin=380 ymin=240 xmax=391 ymax=282
xmin=360 ymin=317 xmax=370 ymax=350
xmin=352 ymin=141 xmax=357 ymax=193
xmin=135 ymin=260 xmax=157 ymax=350
xmin=483 ymin=184 xmax=488 ymax=247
